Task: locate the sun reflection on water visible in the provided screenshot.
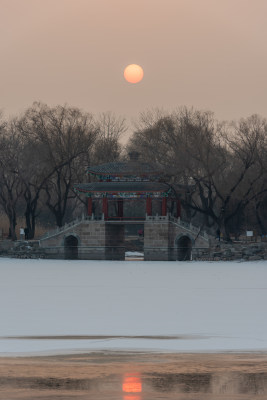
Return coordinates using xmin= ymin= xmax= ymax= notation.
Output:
xmin=122 ymin=374 xmax=142 ymax=400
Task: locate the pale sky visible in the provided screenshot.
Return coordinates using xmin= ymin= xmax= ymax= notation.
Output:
xmin=1 ymin=0 xmax=267 ymax=138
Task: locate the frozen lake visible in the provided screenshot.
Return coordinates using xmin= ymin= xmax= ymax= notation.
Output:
xmin=0 ymin=258 xmax=267 ymax=355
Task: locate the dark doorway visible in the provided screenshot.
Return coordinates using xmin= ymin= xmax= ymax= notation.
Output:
xmin=177 ymin=236 xmax=192 ymax=261
xmin=105 ymin=224 xmax=125 ymax=260
xmin=64 ymin=235 xmax=78 ymax=259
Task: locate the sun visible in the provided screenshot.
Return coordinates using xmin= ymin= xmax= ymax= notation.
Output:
xmin=124 ymin=64 xmax=144 ymax=84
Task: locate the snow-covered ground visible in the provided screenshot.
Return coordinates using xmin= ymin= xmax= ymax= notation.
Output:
xmin=0 ymin=258 xmax=267 ymax=355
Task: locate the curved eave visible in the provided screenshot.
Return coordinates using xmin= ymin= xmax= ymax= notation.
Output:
xmin=73 ymin=181 xmax=177 ymax=199
xmin=74 ymin=188 xmax=175 ymax=199
xmin=75 ymin=188 xmax=170 ymax=194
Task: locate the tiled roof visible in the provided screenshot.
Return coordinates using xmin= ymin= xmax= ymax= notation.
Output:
xmin=74 ymin=181 xmax=171 ymax=193
xmin=87 ymin=161 xmax=162 ymax=176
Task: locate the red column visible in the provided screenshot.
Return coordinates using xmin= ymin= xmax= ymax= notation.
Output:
xmin=162 ymin=197 xmax=167 ymax=216
xmin=176 ymin=199 xmax=181 ymax=218
xmin=102 ymin=197 xmax=108 ymax=220
xmin=87 ymin=197 xmax=93 ymax=216
xmin=118 ymin=199 xmax=123 ymax=218
xmin=146 ymin=197 xmax=152 ymax=216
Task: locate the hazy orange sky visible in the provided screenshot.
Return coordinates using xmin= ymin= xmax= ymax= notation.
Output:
xmin=1 ymin=0 xmax=267 ymax=137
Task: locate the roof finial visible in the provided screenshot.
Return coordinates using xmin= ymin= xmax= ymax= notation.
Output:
xmin=128 ymin=151 xmax=140 ymax=161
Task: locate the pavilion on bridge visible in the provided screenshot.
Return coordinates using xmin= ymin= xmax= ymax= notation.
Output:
xmin=40 ymin=153 xmax=210 ymax=261
xmin=74 ymin=152 xmax=181 ymax=221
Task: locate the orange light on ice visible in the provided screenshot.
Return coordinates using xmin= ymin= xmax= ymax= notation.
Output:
xmin=122 ymin=375 xmax=142 ymax=393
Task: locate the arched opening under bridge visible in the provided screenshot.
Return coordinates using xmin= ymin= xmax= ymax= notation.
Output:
xmin=64 ymin=235 xmax=78 ymax=260
xmin=177 ymin=235 xmax=192 ymax=261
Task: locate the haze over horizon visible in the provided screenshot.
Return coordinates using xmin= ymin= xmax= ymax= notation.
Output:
xmin=1 ymin=0 xmax=267 ymax=139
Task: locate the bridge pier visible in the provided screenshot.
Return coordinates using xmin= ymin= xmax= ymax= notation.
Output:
xmin=39 ymin=215 xmax=210 ymax=261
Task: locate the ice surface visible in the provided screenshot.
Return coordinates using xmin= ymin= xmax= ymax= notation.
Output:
xmin=125 ymin=251 xmax=144 ymax=256
xmin=0 ymin=258 xmax=267 ymax=355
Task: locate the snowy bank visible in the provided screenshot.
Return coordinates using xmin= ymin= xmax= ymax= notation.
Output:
xmin=0 ymin=258 xmax=267 ymax=355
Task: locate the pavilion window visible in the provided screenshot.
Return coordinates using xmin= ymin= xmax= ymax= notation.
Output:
xmin=162 ymin=197 xmax=167 ymax=216
xmin=146 ymin=197 xmax=152 ymax=216
xmin=102 ymin=197 xmax=108 ymax=219
xmin=118 ymin=199 xmax=123 ymax=218
xmin=87 ymin=197 xmax=93 ymax=216
xmin=176 ymin=199 xmax=181 ymax=218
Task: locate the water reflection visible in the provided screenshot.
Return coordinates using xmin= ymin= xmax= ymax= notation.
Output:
xmin=123 ymin=396 xmax=141 ymax=400
xmin=121 ymin=371 xmax=267 ymax=399
xmin=122 ymin=374 xmax=142 ymax=400
xmin=3 ymin=368 xmax=267 ymax=399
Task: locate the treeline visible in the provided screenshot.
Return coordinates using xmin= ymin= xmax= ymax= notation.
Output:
xmin=1 ymin=103 xmax=267 ymax=241
xmin=0 ymin=102 xmax=126 ymax=240
xmin=127 ymin=108 xmax=267 ymax=240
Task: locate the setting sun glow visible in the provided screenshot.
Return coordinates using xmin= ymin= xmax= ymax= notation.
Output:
xmin=124 ymin=64 xmax=144 ymax=84
xmin=122 ymin=375 xmax=142 ymax=393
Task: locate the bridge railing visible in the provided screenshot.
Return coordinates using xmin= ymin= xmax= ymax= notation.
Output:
xmin=40 ymin=212 xmax=210 ymax=242
xmin=168 ymin=216 xmax=209 ymax=241
xmin=145 ymin=214 xmax=209 ymax=241
xmin=40 ymin=213 xmax=104 ymax=240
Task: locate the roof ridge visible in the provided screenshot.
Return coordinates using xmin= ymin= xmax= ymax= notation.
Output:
xmin=87 ymin=160 xmax=163 ymax=176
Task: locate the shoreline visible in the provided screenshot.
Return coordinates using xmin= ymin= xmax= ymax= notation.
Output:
xmin=1 ymin=352 xmax=267 ymax=399
xmin=1 ymin=348 xmax=267 ymax=358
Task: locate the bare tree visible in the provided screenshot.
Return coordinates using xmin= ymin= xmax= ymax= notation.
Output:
xmin=17 ymin=102 xmax=98 ymax=229
xmin=128 ymin=108 xmax=267 ymax=240
xmin=16 ymin=138 xmax=53 ymax=239
xmin=0 ymin=122 xmax=23 ymax=240
xmin=92 ymin=111 xmax=127 ymax=164
xmin=171 ymin=113 xmax=267 ymax=239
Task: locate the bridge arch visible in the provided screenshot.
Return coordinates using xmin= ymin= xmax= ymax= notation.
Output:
xmin=176 ymin=234 xmax=193 ymax=261
xmin=64 ymin=234 xmax=80 ymax=259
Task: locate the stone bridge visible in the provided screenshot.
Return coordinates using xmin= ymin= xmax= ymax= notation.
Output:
xmin=39 ymin=214 xmax=210 ymax=261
